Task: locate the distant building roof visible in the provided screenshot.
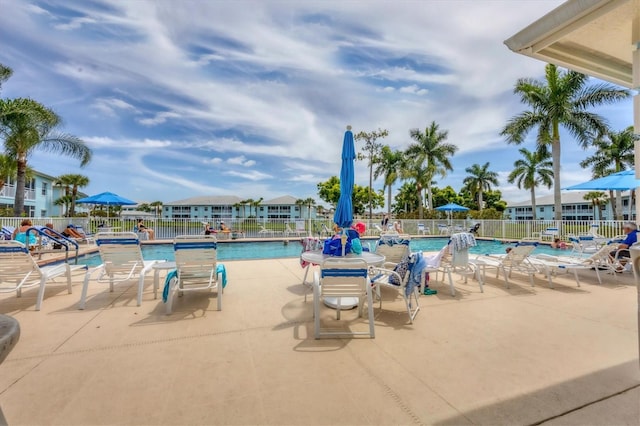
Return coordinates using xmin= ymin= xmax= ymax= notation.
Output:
xmin=506 ymin=191 xmax=628 ymax=208
xmin=262 ymin=195 xmax=299 ymax=205
xmin=165 ymin=195 xmax=242 ymax=206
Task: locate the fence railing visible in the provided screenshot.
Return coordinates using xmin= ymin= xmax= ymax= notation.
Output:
xmin=0 ymin=217 xmax=630 ymax=242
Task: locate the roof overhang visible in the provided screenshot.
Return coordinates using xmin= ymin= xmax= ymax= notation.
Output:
xmin=505 ymin=0 xmax=638 ymax=89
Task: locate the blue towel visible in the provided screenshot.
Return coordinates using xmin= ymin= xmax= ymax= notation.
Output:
xmin=162 ymin=264 xmax=227 ymax=303
xmin=407 ymin=252 xmax=427 ymax=297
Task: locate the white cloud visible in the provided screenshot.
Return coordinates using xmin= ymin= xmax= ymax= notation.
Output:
xmin=138 ymin=112 xmax=180 ymax=126
xmin=399 ymin=85 xmax=429 ymax=96
xmin=225 ymin=170 xmax=272 ymax=181
xmin=54 ymin=16 xmax=97 ymax=31
xmin=205 ymin=157 xmax=223 ymax=164
xmin=227 ymin=155 xmax=256 ymax=167
xmin=92 ymin=97 xmax=137 ymax=116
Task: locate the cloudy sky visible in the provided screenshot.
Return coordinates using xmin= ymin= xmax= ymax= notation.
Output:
xmin=0 ymin=0 xmax=634 ymax=206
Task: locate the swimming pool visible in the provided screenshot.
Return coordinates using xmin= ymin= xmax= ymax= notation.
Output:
xmin=76 ymin=238 xmax=568 ymax=267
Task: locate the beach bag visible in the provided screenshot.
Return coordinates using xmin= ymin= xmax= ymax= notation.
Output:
xmin=322 ymin=237 xmax=352 ymax=256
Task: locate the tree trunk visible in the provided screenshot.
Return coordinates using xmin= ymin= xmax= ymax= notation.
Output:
xmin=478 ymin=189 xmax=484 ymax=212
xmin=608 ymin=190 xmax=616 ymax=219
xmin=368 ymin=162 xmax=373 ymax=222
xmin=13 ymin=156 xmax=27 ymax=216
xmin=530 ymin=187 xmax=537 ymax=220
xmin=615 ymin=190 xmax=623 ymax=220
xmin=70 ymin=186 xmax=77 ymax=216
xmin=387 ymin=184 xmax=392 ymax=219
xmin=427 ymin=186 xmax=433 ymax=211
xmin=551 ymin=136 xmax=562 ymax=221
xmin=417 ymin=184 xmax=424 ymax=219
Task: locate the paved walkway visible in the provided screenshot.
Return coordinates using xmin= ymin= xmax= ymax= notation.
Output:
xmin=0 ymin=258 xmax=638 ymax=425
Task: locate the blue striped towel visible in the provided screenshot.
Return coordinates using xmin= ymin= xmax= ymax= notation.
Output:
xmin=162 ymin=264 xmax=227 ymax=303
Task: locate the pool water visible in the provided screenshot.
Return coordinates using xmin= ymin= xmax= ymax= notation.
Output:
xmin=76 ymin=238 xmax=567 ymax=267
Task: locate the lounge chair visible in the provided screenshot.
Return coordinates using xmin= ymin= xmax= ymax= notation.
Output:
xmin=0 ymin=240 xmax=86 ymax=311
xmin=430 ymin=233 xmax=484 ymax=296
xmin=165 ymin=235 xmax=223 ymax=314
xmin=532 ymin=226 xmax=559 ymax=242
xmin=320 ymin=223 xmax=332 ymax=237
xmin=313 ymin=258 xmax=375 ymax=339
xmin=438 ymin=224 xmax=450 ymax=235
xmin=79 ymin=232 xmax=158 ymax=309
xmin=469 ymin=223 xmax=481 ymax=236
xmin=369 ymin=252 xmax=422 ymax=323
xmin=417 ymin=223 xmax=429 ymax=235
xmin=284 ymin=223 xmax=305 ymax=237
xmin=567 ymin=235 xmax=602 ymax=254
xmin=1 ymin=226 xmax=14 ymax=240
xmin=473 ymin=244 xmax=538 ymax=288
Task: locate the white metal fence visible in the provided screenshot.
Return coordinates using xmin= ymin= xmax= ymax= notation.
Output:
xmin=0 ymin=217 xmax=630 ymax=241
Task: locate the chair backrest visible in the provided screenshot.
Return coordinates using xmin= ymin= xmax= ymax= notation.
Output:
xmin=417 ymin=223 xmax=424 ymax=230
xmin=295 ymin=220 xmax=306 ymax=232
xmin=503 ymin=244 xmax=536 ymax=266
xmin=0 ymin=241 xmax=41 ymax=287
xmin=95 ymin=232 xmax=144 ymax=274
xmin=543 ymin=227 xmax=559 ymax=236
xmin=174 ymin=235 xmax=217 ymax=271
xmin=319 ymin=258 xmax=369 ymax=298
xmin=376 ymin=235 xmax=411 ymax=264
xmin=285 ymin=223 xmax=294 ymax=232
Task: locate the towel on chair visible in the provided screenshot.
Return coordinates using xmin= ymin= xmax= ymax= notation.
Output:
xmin=407 ymin=252 xmax=427 ymax=297
xmin=162 ymin=264 xmax=227 ymax=303
xmin=450 ymin=233 xmax=476 ymax=265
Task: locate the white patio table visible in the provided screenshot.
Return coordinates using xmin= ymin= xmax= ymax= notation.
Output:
xmin=300 ymin=250 xmax=385 ymax=309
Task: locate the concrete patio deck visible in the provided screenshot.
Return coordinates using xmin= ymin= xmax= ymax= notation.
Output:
xmin=0 ymin=257 xmax=638 ymax=425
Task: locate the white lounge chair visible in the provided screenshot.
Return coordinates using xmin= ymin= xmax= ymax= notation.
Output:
xmin=165 ymin=235 xmax=223 ymax=314
xmin=285 ymin=223 xmax=305 ymax=237
xmin=79 ymin=232 xmax=158 ymax=309
xmin=431 ymin=235 xmax=484 ymax=296
xmin=313 ymin=258 xmax=375 ymax=339
xmin=417 ymin=223 xmax=429 ymax=235
xmin=438 ymin=224 xmax=450 ymax=235
xmin=473 ymin=244 xmax=538 ymax=288
xmin=369 ymin=252 xmax=421 ymax=323
xmin=0 ymin=240 xmax=86 ymax=311
xmin=532 ymin=226 xmax=559 ymax=242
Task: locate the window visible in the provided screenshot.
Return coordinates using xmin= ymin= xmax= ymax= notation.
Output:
xmin=539 ymin=207 xmax=544 ymax=212
xmin=204 ymin=207 xmax=208 ymax=211
xmin=40 ymin=210 xmax=46 ymax=217
xmin=41 ymin=182 xmax=48 ymax=196
xmin=194 ymin=207 xmax=198 ymax=211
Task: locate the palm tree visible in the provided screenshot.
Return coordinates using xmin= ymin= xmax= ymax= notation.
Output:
xmin=400 ymin=156 xmax=432 ymax=219
xmin=580 ymin=126 xmax=637 ymax=220
xmin=303 ymin=197 xmax=316 ymax=219
xmin=0 ymin=153 xmax=17 ymax=192
xmin=0 ymin=98 xmax=92 ymax=215
xmin=55 ymin=173 xmax=89 ymax=216
xmin=54 ymin=194 xmax=72 ymax=217
xmin=407 ymin=121 xmax=458 ymax=216
xmin=149 ymin=201 xmax=163 ymax=218
xmin=374 ymin=145 xmax=403 ymax=219
xmin=0 ymin=63 xmax=12 ymax=92
xmin=252 ymin=197 xmax=263 ymax=219
xmin=501 ymin=64 xmax=629 ymax=220
xmin=507 ymin=148 xmax=554 ymax=220
xmin=583 ymin=191 xmax=608 ymax=221
xmin=233 ymin=202 xmax=243 ymax=219
xmin=463 ymin=162 xmax=499 ymax=211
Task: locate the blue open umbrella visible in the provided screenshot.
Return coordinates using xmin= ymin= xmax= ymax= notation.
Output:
xmin=436 ymin=203 xmax=469 ymax=225
xmin=435 ymin=203 xmax=469 ymax=212
xmin=333 ymin=126 xmax=355 ymax=255
xmin=564 ymin=169 xmax=640 ymax=191
xmin=76 ymin=191 xmax=137 ymax=206
xmin=76 ymin=191 xmax=137 ymax=217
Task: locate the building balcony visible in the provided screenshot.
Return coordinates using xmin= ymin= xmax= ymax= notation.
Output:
xmin=0 ymin=185 xmax=36 ymax=201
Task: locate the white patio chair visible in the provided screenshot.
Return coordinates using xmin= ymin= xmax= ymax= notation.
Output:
xmin=0 ymin=241 xmax=86 ymax=311
xmin=258 ymin=224 xmax=273 ymax=237
xmin=438 ymin=224 xmax=450 ymax=235
xmin=79 ymin=232 xmax=158 ymax=309
xmin=473 ymin=244 xmax=538 ymax=288
xmin=532 ymin=227 xmax=559 ymax=242
xmin=417 ymin=223 xmax=429 ymax=235
xmin=374 ymin=235 xmax=411 ymax=268
xmin=431 ymin=236 xmax=484 ymax=296
xmin=165 ymin=235 xmax=222 ymax=314
xmin=369 ymin=252 xmax=421 ymax=323
xmin=313 ymin=258 xmax=375 ymax=339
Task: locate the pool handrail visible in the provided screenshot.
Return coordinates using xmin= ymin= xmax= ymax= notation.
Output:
xmin=25 ymin=227 xmax=80 ymax=264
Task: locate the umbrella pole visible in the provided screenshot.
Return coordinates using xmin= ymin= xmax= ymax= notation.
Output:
xmin=341 ymin=228 xmax=347 ymax=256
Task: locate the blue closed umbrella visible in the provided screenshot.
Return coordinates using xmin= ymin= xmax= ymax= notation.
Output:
xmin=564 ymin=169 xmax=640 ymax=191
xmin=333 ymin=126 xmax=356 ymax=255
